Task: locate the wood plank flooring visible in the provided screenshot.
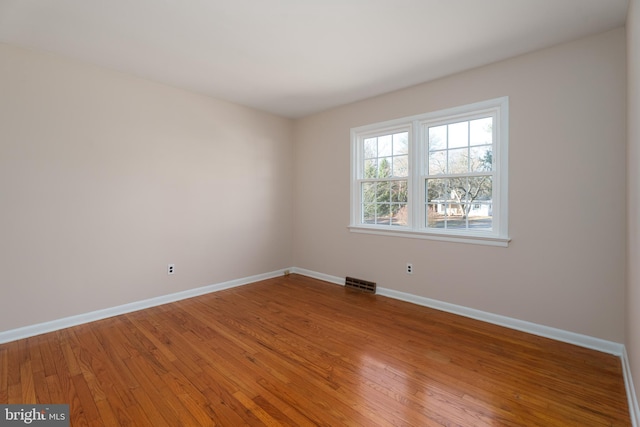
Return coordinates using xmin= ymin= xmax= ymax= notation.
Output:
xmin=0 ymin=274 xmax=631 ymax=426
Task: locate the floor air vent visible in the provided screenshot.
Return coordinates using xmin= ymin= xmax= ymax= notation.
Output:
xmin=345 ymin=276 xmax=376 ymax=294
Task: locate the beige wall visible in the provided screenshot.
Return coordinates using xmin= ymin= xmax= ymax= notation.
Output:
xmin=0 ymin=43 xmax=294 ymax=331
xmin=293 ymin=28 xmax=627 ymax=342
xmin=627 ymin=0 xmax=640 ymax=410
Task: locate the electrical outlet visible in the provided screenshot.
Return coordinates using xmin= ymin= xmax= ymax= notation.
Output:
xmin=168 ymin=264 xmax=175 ymax=275
xmin=406 ymin=263 xmax=413 ymax=274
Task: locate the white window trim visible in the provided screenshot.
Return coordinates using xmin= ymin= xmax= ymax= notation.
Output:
xmin=349 ymin=97 xmax=510 ymax=247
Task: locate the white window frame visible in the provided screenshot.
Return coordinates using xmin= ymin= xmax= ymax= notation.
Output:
xmin=349 ymin=97 xmax=510 ymax=247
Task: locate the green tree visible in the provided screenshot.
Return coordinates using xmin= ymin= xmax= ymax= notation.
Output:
xmin=376 ymin=158 xmax=391 ymax=217
xmin=362 ymin=157 xmax=408 ymax=224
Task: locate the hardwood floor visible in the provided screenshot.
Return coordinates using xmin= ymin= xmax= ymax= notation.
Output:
xmin=0 ymin=274 xmax=631 ymax=426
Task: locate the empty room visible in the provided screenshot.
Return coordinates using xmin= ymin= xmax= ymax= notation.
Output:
xmin=1 ymin=0 xmax=640 ymax=425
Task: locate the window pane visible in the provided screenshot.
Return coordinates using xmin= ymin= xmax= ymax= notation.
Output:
xmin=378 ymin=135 xmax=392 ymax=157
xmin=470 ymin=117 xmax=492 ymax=146
xmin=378 ymin=157 xmax=392 ymax=178
xmin=449 ymin=177 xmax=469 ymax=203
xmin=393 ymin=155 xmax=409 ymax=177
xmin=425 ymin=179 xmax=449 ymax=203
xmin=391 ymin=203 xmax=408 ymax=226
xmin=376 ymin=206 xmax=391 ymax=225
xmin=391 ymin=180 xmax=408 ymax=203
xmin=443 ymin=176 xmax=493 ymax=230
xmin=468 ymin=175 xmax=492 ymax=201
xmin=363 ymin=177 xmax=411 ymax=227
xmin=468 ymin=202 xmax=493 ymax=230
xmin=448 ymin=121 xmax=468 ymax=148
xmin=429 ymin=125 xmax=446 ymax=150
xmin=428 ymin=150 xmax=446 ymax=175
xmin=375 ymin=181 xmax=391 ymax=226
xmin=364 ymin=138 xmax=377 ymax=158
xmin=375 ymin=181 xmax=391 ymax=202
xmin=427 ymin=204 xmax=445 ymax=228
xmin=470 ymin=146 xmax=492 ymax=172
xmin=362 ymin=203 xmax=375 ymax=224
xmin=448 ymin=148 xmax=468 ymax=174
xmin=393 ymin=132 xmax=408 ymax=155
xmin=364 ymin=159 xmax=377 ymax=178
xmin=446 ymin=210 xmax=467 ymax=229
xmin=426 ymin=177 xmax=452 ymax=229
xmin=362 ymin=182 xmax=376 ymax=203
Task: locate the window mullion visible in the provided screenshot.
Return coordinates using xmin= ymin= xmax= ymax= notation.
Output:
xmin=411 ymin=120 xmax=422 ymax=230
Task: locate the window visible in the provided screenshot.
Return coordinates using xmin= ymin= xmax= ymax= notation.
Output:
xmin=350 ymin=97 xmax=509 ymax=247
xmin=361 ymin=130 xmax=410 ymax=226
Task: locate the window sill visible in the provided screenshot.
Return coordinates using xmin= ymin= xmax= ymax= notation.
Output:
xmin=348 ymin=225 xmax=510 ymax=247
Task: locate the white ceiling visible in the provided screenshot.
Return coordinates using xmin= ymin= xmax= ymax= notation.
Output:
xmin=0 ymin=0 xmax=629 ymax=118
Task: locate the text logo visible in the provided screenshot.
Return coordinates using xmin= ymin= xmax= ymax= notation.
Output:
xmin=0 ymin=405 xmax=69 ymax=426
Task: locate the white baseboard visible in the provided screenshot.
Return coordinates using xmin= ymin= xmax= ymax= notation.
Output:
xmin=623 ymin=347 xmax=640 ymax=427
xmin=293 ymin=268 xmax=638 ymax=426
xmin=291 ymin=267 xmax=345 ymax=286
xmin=0 ymin=268 xmax=289 ymax=344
